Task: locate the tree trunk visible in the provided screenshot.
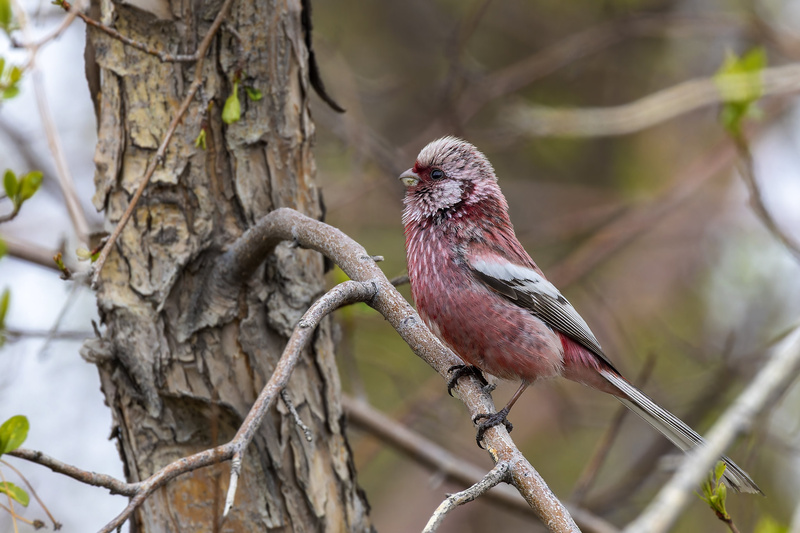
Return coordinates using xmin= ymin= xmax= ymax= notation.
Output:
xmin=83 ymin=0 xmax=371 ymax=530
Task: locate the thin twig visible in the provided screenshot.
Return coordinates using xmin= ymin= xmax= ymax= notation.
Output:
xmin=280 ymin=390 xmax=313 ymax=442
xmin=11 ymin=0 xmax=92 ymax=244
xmin=732 ymin=133 xmax=800 ymax=261
xmin=15 ymin=0 xmax=87 ymax=53
xmin=7 ymin=449 xmax=137 ymax=496
xmin=221 ymin=280 xmax=376 ymax=516
xmin=0 ymin=501 xmax=41 ymax=528
xmin=90 ymin=0 xmax=237 ymax=287
xmin=422 ymin=462 xmax=511 ymax=533
xmin=74 ymin=9 xmax=195 ymax=62
xmin=0 ymin=204 xmax=21 ymax=224
xmin=624 ymin=324 xmax=800 ymax=533
xmin=510 ymin=63 xmax=800 ymax=137
xmin=5 ymin=329 xmax=91 ymax=341
xmin=0 ymin=466 xmax=19 ymax=533
xmin=0 ymin=235 xmax=61 ymax=272
xmin=0 ymin=459 xmax=60 ymax=529
xmin=32 ymin=70 xmax=91 ymax=244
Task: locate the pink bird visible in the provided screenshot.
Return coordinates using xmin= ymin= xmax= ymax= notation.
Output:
xmin=399 ymin=136 xmax=760 ymax=494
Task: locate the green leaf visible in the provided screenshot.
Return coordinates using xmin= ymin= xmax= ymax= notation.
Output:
xmin=18 ymin=171 xmax=42 ymax=202
xmin=0 ymin=0 xmax=11 ymax=31
xmin=0 ymin=482 xmax=29 ymax=507
xmin=713 ymin=461 xmax=727 ymax=484
xmin=715 ymin=48 xmax=767 ymax=135
xmin=2 ymin=85 xmax=19 ymax=100
xmin=3 ymin=169 xmax=17 ymax=200
xmin=194 ymin=128 xmax=206 ymax=150
xmin=0 ymin=415 xmax=28 ymax=454
xmin=222 ymin=81 xmax=241 ymax=124
xmin=0 ymin=57 xmax=5 ymax=75
xmin=245 ymin=86 xmax=262 ymax=101
xmin=0 ymin=237 xmax=6 ymax=259
xmin=0 ymin=287 xmax=8 ymax=330
xmin=8 ymin=65 xmax=21 ymax=83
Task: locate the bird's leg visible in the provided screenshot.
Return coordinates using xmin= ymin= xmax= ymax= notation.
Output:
xmin=446 ymin=365 xmax=489 ymax=396
xmin=473 ymin=382 xmax=529 ymax=447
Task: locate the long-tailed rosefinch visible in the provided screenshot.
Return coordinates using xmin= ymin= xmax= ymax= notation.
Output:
xmin=399 ymin=136 xmax=760 ymax=494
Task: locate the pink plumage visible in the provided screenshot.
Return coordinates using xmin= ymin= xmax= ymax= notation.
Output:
xmin=399 ymin=136 xmax=760 ymax=494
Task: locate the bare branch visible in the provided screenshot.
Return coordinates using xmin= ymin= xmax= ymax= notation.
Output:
xmin=73 ymin=10 xmax=195 ymax=62
xmin=280 ymin=390 xmax=313 ymax=442
xmin=222 ymin=280 xmax=376 ymax=517
xmin=7 ymin=448 xmax=138 ymax=497
xmin=732 ymin=134 xmax=800 ymax=261
xmin=0 ymin=235 xmax=60 ymax=272
xmin=11 ymin=0 xmax=93 ymax=243
xmin=13 ymin=0 xmax=88 ymax=53
xmin=91 ymin=0 xmax=237 ymax=287
xmin=511 ymin=63 xmax=800 ymax=137
xmin=624 ymin=325 xmax=800 ymax=533
xmin=0 ymin=204 xmax=21 ymax=224
xmin=423 ymin=462 xmax=511 ymax=533
xmin=31 ymin=70 xmax=92 ymax=243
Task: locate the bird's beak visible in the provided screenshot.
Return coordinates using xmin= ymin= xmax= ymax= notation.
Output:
xmin=399 ymin=168 xmax=420 ymax=187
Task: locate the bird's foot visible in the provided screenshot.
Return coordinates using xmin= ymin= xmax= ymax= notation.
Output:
xmin=473 ymin=407 xmax=513 ymax=448
xmin=446 ymin=365 xmax=488 ymax=396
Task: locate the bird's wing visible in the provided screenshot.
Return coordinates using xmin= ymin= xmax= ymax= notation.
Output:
xmin=467 ymin=250 xmax=611 ymax=364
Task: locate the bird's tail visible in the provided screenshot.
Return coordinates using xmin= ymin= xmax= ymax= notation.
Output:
xmin=600 ymin=369 xmax=762 ymax=494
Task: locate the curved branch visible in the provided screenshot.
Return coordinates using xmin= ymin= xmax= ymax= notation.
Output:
xmin=510 ymin=62 xmax=800 ymax=137
xmin=732 ymin=134 xmax=800 ymax=262
xmin=208 ymin=208 xmax=579 ymax=532
xmin=7 ymin=448 xmax=137 ymax=497
xmin=423 ymin=462 xmax=511 ymax=533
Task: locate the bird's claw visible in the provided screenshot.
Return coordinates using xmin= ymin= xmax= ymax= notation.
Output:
xmin=446 ymin=365 xmax=488 ymax=396
xmin=473 ymin=407 xmax=513 ymax=448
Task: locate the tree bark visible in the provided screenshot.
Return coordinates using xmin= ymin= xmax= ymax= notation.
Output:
xmin=83 ymin=0 xmax=371 ymax=530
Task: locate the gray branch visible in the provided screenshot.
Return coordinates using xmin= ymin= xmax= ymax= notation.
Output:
xmin=423 ymin=462 xmax=511 ymax=533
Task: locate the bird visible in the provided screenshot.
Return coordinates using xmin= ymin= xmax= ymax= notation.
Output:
xmin=398 ymin=136 xmax=761 ymax=494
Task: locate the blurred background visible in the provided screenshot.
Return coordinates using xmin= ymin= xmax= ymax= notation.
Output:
xmin=2 ymin=0 xmax=800 ymax=531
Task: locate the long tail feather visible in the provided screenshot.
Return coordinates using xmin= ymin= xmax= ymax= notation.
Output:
xmin=600 ymin=369 xmax=762 ymax=494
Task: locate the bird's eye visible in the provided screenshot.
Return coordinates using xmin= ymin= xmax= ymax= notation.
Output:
xmin=430 ymin=169 xmax=445 ymax=180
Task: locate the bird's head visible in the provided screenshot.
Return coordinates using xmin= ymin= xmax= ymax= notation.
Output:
xmin=399 ymin=136 xmax=501 ymax=224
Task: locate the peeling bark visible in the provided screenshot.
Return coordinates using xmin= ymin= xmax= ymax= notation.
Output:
xmin=84 ymin=0 xmax=371 ymax=530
